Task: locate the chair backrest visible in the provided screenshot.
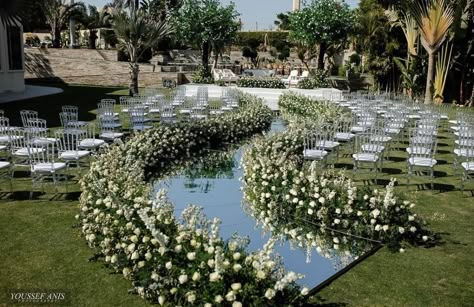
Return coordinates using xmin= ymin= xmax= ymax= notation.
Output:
xmin=0 ymin=117 xmax=9 ymax=130
xmin=59 ymin=112 xmax=76 ymax=128
xmin=20 ymin=110 xmax=38 ymax=128
xmin=98 ymin=100 xmax=116 ymax=120
xmin=0 ymin=110 xmax=4 ymax=118
xmin=62 ymin=105 xmax=79 ymax=121
xmin=176 ymin=86 xmax=186 ymax=97
xmin=289 ymin=70 xmax=299 ymax=77
xmin=410 ymin=128 xmax=437 ymax=159
xmin=55 ymin=129 xmax=80 ymax=153
xmin=120 ymin=96 xmax=131 ymax=112
xmin=9 ymin=128 xmax=27 ymax=152
xmin=304 ymin=130 xmax=327 ymax=151
xmin=27 ymin=136 xmax=56 ymax=167
xmin=28 ymin=118 xmax=48 ymax=137
xmin=301 ymin=71 xmax=309 ymax=78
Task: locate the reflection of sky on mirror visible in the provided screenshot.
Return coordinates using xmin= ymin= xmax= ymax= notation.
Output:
xmin=154 ymin=120 xmax=374 ymax=288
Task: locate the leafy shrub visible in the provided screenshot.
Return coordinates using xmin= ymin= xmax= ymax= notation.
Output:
xmin=192 ymin=65 xmax=214 ymax=84
xmin=237 ymin=77 xmax=285 ymax=89
xmin=298 ymin=71 xmax=331 ymax=89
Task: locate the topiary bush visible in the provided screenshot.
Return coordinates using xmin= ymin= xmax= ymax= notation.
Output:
xmin=298 ymin=70 xmax=331 ymax=89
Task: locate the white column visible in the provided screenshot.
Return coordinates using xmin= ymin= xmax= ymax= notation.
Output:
xmin=69 ymin=0 xmax=75 ymax=48
xmin=292 ymin=0 xmax=301 ymax=11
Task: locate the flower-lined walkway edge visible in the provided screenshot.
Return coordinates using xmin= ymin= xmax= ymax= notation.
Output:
xmin=78 ymin=94 xmax=310 ymax=306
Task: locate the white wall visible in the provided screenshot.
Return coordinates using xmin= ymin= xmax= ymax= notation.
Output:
xmin=0 ymin=17 xmax=25 ymax=93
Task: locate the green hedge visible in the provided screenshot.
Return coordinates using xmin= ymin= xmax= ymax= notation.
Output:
xmin=235 ymin=31 xmax=290 ymax=47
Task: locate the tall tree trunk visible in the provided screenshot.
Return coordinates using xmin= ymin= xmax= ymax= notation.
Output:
xmin=52 ymin=27 xmax=61 ymax=48
xmin=317 ymin=42 xmax=327 ymax=70
xmin=129 ymin=62 xmax=140 ymax=96
xmin=213 ymin=53 xmax=219 ymax=69
xmin=201 ymin=41 xmax=210 ymax=76
xmin=89 ymin=30 xmax=97 ymax=49
xmin=424 ymin=52 xmax=434 ymax=104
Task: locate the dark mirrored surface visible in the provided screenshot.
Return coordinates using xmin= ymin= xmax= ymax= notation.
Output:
xmin=153 ymin=120 xmax=377 ymax=288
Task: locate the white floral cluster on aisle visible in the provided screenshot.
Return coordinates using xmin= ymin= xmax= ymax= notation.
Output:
xmin=237 ymin=77 xmax=286 ymax=89
xmin=242 ymin=94 xmax=437 ymax=261
xmin=78 ymin=94 xmax=310 ymax=306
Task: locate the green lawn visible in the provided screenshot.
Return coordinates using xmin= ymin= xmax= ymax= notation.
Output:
xmin=0 ymin=84 xmax=473 ymax=306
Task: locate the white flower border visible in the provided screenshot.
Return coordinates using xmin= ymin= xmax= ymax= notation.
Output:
xmin=78 ymin=94 xmax=311 ymax=305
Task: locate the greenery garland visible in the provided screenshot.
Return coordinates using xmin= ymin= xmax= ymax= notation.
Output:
xmin=78 ymin=94 xmax=310 ymax=306
xmin=242 ymin=94 xmax=437 ymax=259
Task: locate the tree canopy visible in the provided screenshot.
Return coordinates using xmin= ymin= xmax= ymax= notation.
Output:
xmin=289 ymin=0 xmax=354 ymax=69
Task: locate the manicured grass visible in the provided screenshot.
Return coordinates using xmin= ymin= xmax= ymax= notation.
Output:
xmin=0 ymin=85 xmax=473 ymax=306
xmin=312 ymin=119 xmax=474 ymax=306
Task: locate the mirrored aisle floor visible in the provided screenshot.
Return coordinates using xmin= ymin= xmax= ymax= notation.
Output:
xmin=154 ymin=120 xmax=378 ymax=289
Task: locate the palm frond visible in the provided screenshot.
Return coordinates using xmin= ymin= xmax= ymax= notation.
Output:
xmin=0 ymin=0 xmax=23 ymax=27
xmin=433 ymin=42 xmax=453 ymax=103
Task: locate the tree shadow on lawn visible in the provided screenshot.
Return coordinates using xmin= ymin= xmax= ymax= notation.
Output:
xmin=309 ymin=295 xmax=348 ymax=307
xmin=1 ymin=81 xmax=126 ymax=128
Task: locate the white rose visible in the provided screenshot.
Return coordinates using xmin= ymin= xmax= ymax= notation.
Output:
xmin=165 ymin=261 xmax=172 ymax=270
xmin=265 ymin=288 xmax=276 ymax=299
xmin=398 ymin=227 xmax=405 ymax=234
xmin=187 ymin=292 xmax=196 ymax=303
xmin=301 ymin=287 xmax=309 ymax=295
xmin=256 ymin=270 xmax=266 ymax=279
xmin=231 ymin=283 xmax=241 ymax=291
xmin=187 ymin=252 xmax=196 ymax=260
xmin=131 ymin=251 xmax=139 ymax=260
xmin=174 ymin=245 xmax=182 ymax=253
xmin=233 ymin=302 xmax=242 ymax=307
xmin=158 ymin=296 xmax=165 ymax=305
xmin=225 ymin=291 xmax=236 ymax=302
xmin=178 ymin=274 xmax=188 ymax=284
xmin=215 ymin=295 xmax=224 ymax=303
xmin=233 ymin=264 xmax=242 ymax=272
xmin=192 ymin=272 xmax=201 ymax=281
xmin=209 ymin=272 xmax=220 ymax=282
xmin=233 ymin=252 xmax=241 ymax=260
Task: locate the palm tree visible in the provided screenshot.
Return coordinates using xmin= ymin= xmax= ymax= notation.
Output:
xmin=78 ymin=5 xmax=111 ymax=49
xmin=40 ymin=0 xmax=85 ymax=48
xmin=0 ymin=0 xmax=23 ymax=27
xmin=412 ymin=0 xmax=455 ymax=104
xmin=111 ymin=7 xmax=173 ymax=95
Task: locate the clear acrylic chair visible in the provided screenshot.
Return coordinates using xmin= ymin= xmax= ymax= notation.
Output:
xmin=27 ymin=138 xmax=67 ymax=197
xmin=303 ymin=130 xmax=329 ymax=168
xmin=129 ymin=106 xmax=153 ymax=132
xmin=407 ymin=128 xmax=438 ymax=190
xmin=160 ymin=97 xmax=177 ymax=124
xmin=352 ymin=133 xmax=382 ymax=174
xmin=55 ymin=129 xmax=91 ymax=168
xmin=98 ymin=114 xmax=124 ymax=141
xmin=454 ymin=126 xmax=474 ymax=171
xmin=78 ymin=122 xmax=106 ymax=154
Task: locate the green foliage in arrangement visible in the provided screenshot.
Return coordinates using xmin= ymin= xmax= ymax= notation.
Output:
xmin=192 ymin=65 xmax=215 ymax=84
xmin=237 ymin=77 xmax=286 ymax=89
xmin=241 ymin=93 xmax=438 ymax=260
xmin=297 ymin=71 xmax=331 ymax=89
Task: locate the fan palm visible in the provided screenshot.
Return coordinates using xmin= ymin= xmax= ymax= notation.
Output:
xmin=412 ymin=0 xmax=455 ymax=104
xmin=0 ymin=0 xmax=23 ymax=27
xmin=78 ymin=5 xmax=111 ymax=49
xmin=39 ymin=0 xmax=85 ymax=48
xmin=111 ymin=7 xmax=173 ymax=95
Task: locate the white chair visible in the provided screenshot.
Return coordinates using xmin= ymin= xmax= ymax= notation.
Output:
xmin=160 ymin=98 xmax=177 ymax=124
xmin=213 ymin=69 xmax=224 ymax=82
xmin=407 ymin=128 xmax=437 ymax=189
xmin=56 ymin=130 xmax=91 ymax=168
xmin=303 ymin=131 xmax=329 ymax=168
xmin=28 ymin=139 xmax=67 ymax=196
xmin=0 ymin=159 xmax=12 ymax=192
xmin=353 ymin=133 xmax=382 ymax=174
xmin=282 ymin=70 xmax=299 ymax=87
xmin=129 ymin=106 xmax=153 ymax=131
xmin=78 ymin=123 xmax=106 ymax=154
xmin=21 ymin=110 xmax=46 ymax=133
xmin=27 ymin=119 xmax=58 ymax=146
xmin=98 ymin=114 xmax=124 ymax=141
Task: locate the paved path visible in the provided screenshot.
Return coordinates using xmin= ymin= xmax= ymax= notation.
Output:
xmin=181 ymin=85 xmax=341 ymax=111
xmin=0 ymin=85 xmax=63 ymax=104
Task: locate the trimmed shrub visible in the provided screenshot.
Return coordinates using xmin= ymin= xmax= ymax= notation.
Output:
xmin=237 ymin=77 xmax=285 ymax=89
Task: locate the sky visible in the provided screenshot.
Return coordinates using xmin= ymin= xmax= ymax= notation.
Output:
xmin=85 ymin=0 xmax=360 ymax=30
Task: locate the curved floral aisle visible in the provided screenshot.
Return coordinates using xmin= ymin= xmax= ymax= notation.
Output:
xmin=77 ymin=92 xmax=444 ymax=305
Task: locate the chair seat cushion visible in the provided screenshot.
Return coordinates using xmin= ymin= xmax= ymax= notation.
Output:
xmin=361 ymin=144 xmax=385 ymax=153
xmin=101 ymin=122 xmax=122 ymax=129
xmin=406 ymin=147 xmax=431 ymax=155
xmin=0 ymin=161 xmax=10 ymax=169
xmin=408 ymin=157 xmax=437 ymax=167
xmin=303 ymin=149 xmax=328 ymax=160
xmin=210 ymin=110 xmax=224 ymax=115
xmin=132 ymin=125 xmax=153 ymax=131
xmin=60 ymin=150 xmax=90 ymax=160
xmin=454 ymin=148 xmax=474 ymax=158
xmin=461 ymin=162 xmax=474 ymax=171
xmin=179 ymin=109 xmax=192 ymax=114
xmin=32 ymin=162 xmax=67 ymax=172
xmin=0 ymin=145 xmax=6 ymax=151
xmin=79 ymin=138 xmax=105 ymax=148
xmin=100 ymin=132 xmax=123 ymax=140
xmin=335 ymin=132 xmax=355 ymax=141
xmin=352 ymin=153 xmax=379 ymax=162
xmin=32 ymin=137 xmax=58 ymax=145
xmin=14 ymin=147 xmax=44 ymax=157
xmin=0 ymin=135 xmax=23 ymax=144
xmin=370 ymin=136 xmax=392 ymax=143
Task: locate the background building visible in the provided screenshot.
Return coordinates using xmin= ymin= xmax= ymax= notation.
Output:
xmin=0 ymin=16 xmax=25 ymax=93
